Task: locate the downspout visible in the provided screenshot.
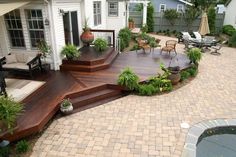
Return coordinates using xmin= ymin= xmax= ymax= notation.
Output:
xmin=44 ymin=0 xmax=58 ymax=70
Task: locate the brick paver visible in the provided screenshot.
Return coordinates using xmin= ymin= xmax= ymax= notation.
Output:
xmin=31 ymin=36 xmax=236 ymax=157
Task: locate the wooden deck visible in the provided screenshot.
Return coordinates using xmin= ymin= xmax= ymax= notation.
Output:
xmin=0 ymin=49 xmax=190 ymax=142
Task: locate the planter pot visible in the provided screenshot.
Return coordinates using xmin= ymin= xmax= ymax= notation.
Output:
xmin=65 ymin=55 xmax=74 ymax=60
xmin=80 ymin=30 xmax=94 ymax=46
xmin=168 ymin=66 xmax=181 ymax=85
xmin=129 ymin=22 xmax=134 ymax=29
xmin=60 ymin=104 xmax=73 ymax=115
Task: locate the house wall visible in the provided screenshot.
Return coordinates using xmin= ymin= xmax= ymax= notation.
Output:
xmin=150 ymin=0 xmax=186 ymax=12
xmin=82 ymin=0 xmax=107 ymax=29
xmin=224 ymin=0 xmax=236 ymax=28
xmin=50 ymin=0 xmax=82 ymax=69
xmin=0 ymin=0 xmax=52 ymax=61
xmin=106 ymin=1 xmax=127 ymax=36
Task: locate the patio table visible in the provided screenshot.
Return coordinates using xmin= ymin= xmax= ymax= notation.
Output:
xmin=190 ymin=38 xmax=218 ymax=52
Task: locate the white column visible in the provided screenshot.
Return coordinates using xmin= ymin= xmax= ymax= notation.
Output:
xmin=142 ymin=2 xmax=147 ymax=26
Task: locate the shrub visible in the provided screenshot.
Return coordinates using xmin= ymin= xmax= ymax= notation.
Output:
xmin=180 ymin=71 xmax=191 ymax=81
xmin=138 ymin=84 xmax=157 ymax=96
xmin=187 ymin=48 xmax=202 ymax=65
xmin=61 ymin=44 xmax=80 ymax=60
xmin=0 ymin=96 xmax=24 ymax=133
xmin=118 ymin=28 xmax=132 ymax=51
xmin=164 ymin=9 xmax=179 ymax=26
xmin=141 ymin=24 xmax=148 ymax=33
xmin=117 ymin=67 xmax=139 ymax=91
xmin=147 ymin=3 xmax=154 ymax=32
xmin=148 ymin=77 xmax=173 ymax=93
xmin=149 ymin=40 xmax=158 ymax=48
xmin=207 ymin=7 xmax=216 ymax=34
xmin=94 ymin=38 xmax=108 ymax=52
xmin=222 ymin=25 xmax=236 ymax=36
xmin=16 ymin=140 xmax=30 ymax=154
xmin=228 ymin=31 xmax=236 ymax=47
xmin=131 ymin=44 xmax=140 ymax=51
xmin=186 ymin=66 xmax=198 ymax=77
xmin=0 ymin=146 xmax=10 ymax=157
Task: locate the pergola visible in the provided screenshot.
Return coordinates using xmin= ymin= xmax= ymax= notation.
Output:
xmin=128 ymin=0 xmax=150 ymax=26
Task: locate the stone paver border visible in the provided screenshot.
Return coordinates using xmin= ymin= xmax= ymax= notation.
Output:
xmin=182 ymin=119 xmax=236 ymax=157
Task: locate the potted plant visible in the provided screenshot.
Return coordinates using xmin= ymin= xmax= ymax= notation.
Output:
xmin=61 ymin=44 xmax=80 ymax=60
xmin=60 ymin=99 xmax=73 ymax=115
xmin=80 ymin=18 xmax=94 ymax=46
xmin=128 ymin=18 xmax=134 ymax=29
xmin=37 ymin=39 xmax=52 ymax=62
xmin=94 ymin=38 xmax=108 ymax=52
xmin=0 ymin=96 xmax=24 ymax=134
xmin=187 ymin=48 xmax=202 ymax=65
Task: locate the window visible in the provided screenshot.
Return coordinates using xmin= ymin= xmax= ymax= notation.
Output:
xmin=159 ymin=4 xmax=166 ymax=12
xmin=108 ymin=2 xmax=118 ymax=17
xmin=177 ymin=4 xmax=184 ymax=12
xmin=26 ymin=9 xmax=45 ymax=48
xmin=94 ymin=1 xmax=101 ymax=26
xmin=4 ymin=10 xmax=25 ymax=48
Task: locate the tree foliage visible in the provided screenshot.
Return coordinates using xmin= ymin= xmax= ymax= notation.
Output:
xmin=184 ymin=6 xmax=201 ymax=31
xmin=207 ymin=6 xmax=216 ymax=34
xmin=190 ymin=0 xmax=217 ymax=11
xmin=147 ymin=3 xmax=154 ymax=32
xmin=164 ymin=9 xmax=179 ymax=26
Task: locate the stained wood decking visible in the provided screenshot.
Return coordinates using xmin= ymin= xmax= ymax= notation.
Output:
xmin=1 ymin=50 xmax=190 ymax=142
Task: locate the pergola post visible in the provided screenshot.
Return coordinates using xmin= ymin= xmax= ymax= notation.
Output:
xmin=142 ymin=2 xmax=148 ymax=26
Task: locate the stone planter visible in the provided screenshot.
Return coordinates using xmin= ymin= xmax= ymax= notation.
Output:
xmin=80 ymin=30 xmax=94 ymax=46
xmin=60 ymin=103 xmax=73 ymax=115
xmin=168 ymin=66 xmax=181 ymax=85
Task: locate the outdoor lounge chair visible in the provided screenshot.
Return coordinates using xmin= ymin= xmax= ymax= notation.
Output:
xmin=0 ymin=52 xmax=42 ymax=78
xmin=161 ymin=40 xmax=177 ymax=55
xmin=193 ymin=32 xmax=202 ymax=40
xmin=178 ymin=32 xmax=194 ymax=43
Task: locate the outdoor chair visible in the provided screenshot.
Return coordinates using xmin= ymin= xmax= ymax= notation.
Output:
xmin=136 ymin=39 xmax=151 ymax=53
xmin=183 ymin=38 xmax=195 ymax=50
xmin=193 ymin=32 xmax=202 ymax=40
xmin=210 ymin=41 xmax=226 ymax=55
xmin=161 ymin=40 xmax=177 ymax=55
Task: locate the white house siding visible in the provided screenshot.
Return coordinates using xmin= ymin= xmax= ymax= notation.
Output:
xmin=82 ymin=0 xmax=107 ymax=29
xmin=106 ymin=1 xmax=126 ymax=37
xmin=0 ymin=0 xmax=52 ymax=59
xmin=224 ymin=0 xmax=236 ymax=28
xmin=50 ymin=0 xmax=82 ymax=70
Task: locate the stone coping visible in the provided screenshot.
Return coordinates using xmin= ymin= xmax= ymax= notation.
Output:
xmin=182 ymin=119 xmax=236 ymax=157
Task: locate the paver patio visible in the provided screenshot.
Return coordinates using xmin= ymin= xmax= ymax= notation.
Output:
xmin=31 ymin=37 xmax=236 ymax=157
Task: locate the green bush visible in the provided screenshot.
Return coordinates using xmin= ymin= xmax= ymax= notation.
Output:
xmin=222 ymin=25 xmax=236 ymax=36
xmin=0 ymin=96 xmax=24 ymax=133
xmin=141 ymin=24 xmax=148 ymax=33
xmin=138 ymin=84 xmax=157 ymax=96
xmin=94 ymin=38 xmax=108 ymax=52
xmin=0 ymin=146 xmax=10 ymax=157
xmin=118 ymin=28 xmax=132 ymax=51
xmin=131 ymin=44 xmax=140 ymax=51
xmin=207 ymin=7 xmax=216 ymax=34
xmin=187 ymin=48 xmax=202 ymax=65
xmin=16 ymin=140 xmax=30 ymax=154
xmin=117 ymin=67 xmax=139 ymax=91
xmin=148 ymin=77 xmax=173 ymax=93
xmin=147 ymin=3 xmax=154 ymax=32
xmin=180 ymin=71 xmax=191 ymax=81
xmin=186 ymin=66 xmax=198 ymax=77
xmin=61 ymin=44 xmax=80 ymax=60
xmin=228 ymin=31 xmax=236 ymax=47
xmin=164 ymin=9 xmax=179 ymax=26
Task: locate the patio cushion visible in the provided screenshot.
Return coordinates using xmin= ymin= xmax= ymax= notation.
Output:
xmin=5 ymin=54 xmax=17 ymax=64
xmin=14 ymin=52 xmax=25 ymax=63
xmin=2 ymin=63 xmax=29 ymax=70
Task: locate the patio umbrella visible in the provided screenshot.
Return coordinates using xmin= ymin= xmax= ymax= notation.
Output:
xmin=198 ymin=12 xmax=210 ymax=36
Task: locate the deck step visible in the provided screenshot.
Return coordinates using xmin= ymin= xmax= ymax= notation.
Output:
xmin=60 ymin=50 xmax=119 ymax=72
xmin=67 ymin=85 xmax=123 ymax=110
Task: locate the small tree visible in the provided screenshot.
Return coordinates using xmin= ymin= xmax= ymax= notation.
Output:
xmin=164 ymin=9 xmax=179 ymax=26
xmin=184 ymin=6 xmax=201 ymax=31
xmin=147 ymin=3 xmax=154 ymax=32
xmin=207 ymin=6 xmax=216 ymax=34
